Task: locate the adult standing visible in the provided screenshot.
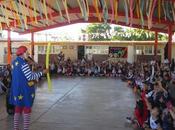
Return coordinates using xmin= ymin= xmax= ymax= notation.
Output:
xmin=9 ymin=46 xmax=48 ymax=130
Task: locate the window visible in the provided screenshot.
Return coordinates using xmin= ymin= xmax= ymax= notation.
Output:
xmin=145 ymin=46 xmax=153 ymax=55
xmin=136 ymin=46 xmax=144 ymax=55
xmin=85 ymin=45 xmax=109 ymax=55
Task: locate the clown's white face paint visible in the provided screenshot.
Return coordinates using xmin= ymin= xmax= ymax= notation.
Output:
xmin=23 ymin=51 xmax=29 ymax=60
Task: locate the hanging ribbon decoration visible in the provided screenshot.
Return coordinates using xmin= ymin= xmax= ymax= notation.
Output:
xmin=110 ymin=0 xmax=114 ymax=23
xmin=46 ymin=0 xmax=53 ymax=20
xmin=9 ymin=1 xmax=18 ymax=28
xmin=19 ymin=0 xmax=28 ymax=29
xmin=77 ymin=0 xmax=88 ymax=21
xmin=14 ymin=0 xmax=25 ymax=30
xmin=37 ymin=0 xmax=44 ymax=20
xmin=85 ymin=0 xmax=89 ymax=19
xmin=93 ymin=0 xmax=101 ymax=22
xmin=129 ymin=0 xmax=134 ymax=26
xmin=162 ymin=0 xmax=166 ymax=20
xmin=158 ymin=0 xmax=161 ymax=23
xmin=148 ymin=0 xmax=157 ymax=29
xmin=124 ymin=0 xmax=129 ymax=25
xmin=43 ymin=0 xmax=49 ymax=24
xmin=147 ymin=0 xmax=153 ymax=29
xmin=171 ymin=2 xmax=175 ymax=23
xmin=136 ymin=0 xmax=140 ymax=18
xmin=114 ymin=0 xmax=118 ymax=23
xmin=31 ymin=0 xmax=38 ymax=24
xmin=100 ymin=0 xmax=108 ymax=23
xmin=46 ymin=42 xmax=52 ymax=91
xmin=140 ymin=0 xmax=145 ymax=28
xmin=146 ymin=0 xmax=149 ymax=17
xmin=82 ymin=0 xmax=88 ymax=21
xmin=165 ymin=1 xmax=172 ymax=21
xmin=56 ymin=0 xmax=64 ymax=21
xmin=62 ymin=0 xmax=70 ymax=23
xmin=0 ymin=4 xmax=10 ymax=27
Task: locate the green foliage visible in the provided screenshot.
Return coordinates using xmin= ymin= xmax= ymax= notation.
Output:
xmin=82 ymin=23 xmax=168 ymax=41
xmin=82 ymin=23 xmax=112 ymax=41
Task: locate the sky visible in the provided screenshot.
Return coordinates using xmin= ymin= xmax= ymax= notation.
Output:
xmin=1 ymin=23 xmax=90 ymax=41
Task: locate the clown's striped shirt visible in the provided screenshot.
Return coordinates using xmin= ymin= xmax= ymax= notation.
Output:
xmin=21 ymin=63 xmax=43 ymax=81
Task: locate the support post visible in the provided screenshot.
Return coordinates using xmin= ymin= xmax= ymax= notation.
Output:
xmin=154 ymin=31 xmax=158 ymax=56
xmin=7 ymin=29 xmax=11 ymax=64
xmin=168 ymin=26 xmax=172 ymax=62
xmin=31 ymin=32 xmax=34 ymax=58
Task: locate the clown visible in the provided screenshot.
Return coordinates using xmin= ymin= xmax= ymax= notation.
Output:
xmin=9 ymin=46 xmax=48 ymax=130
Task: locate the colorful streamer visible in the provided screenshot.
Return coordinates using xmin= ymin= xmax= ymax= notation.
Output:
xmin=43 ymin=0 xmax=49 ymax=24
xmin=165 ymin=1 xmax=172 ymax=21
xmin=32 ymin=0 xmax=38 ymax=24
xmin=110 ymin=0 xmax=114 ymax=23
xmin=0 ymin=4 xmax=10 ymax=27
xmin=14 ymin=0 xmax=25 ymax=30
xmin=77 ymin=0 xmax=88 ymax=21
xmin=148 ymin=0 xmax=157 ymax=29
xmin=124 ymin=0 xmax=129 ymax=25
xmin=0 ymin=22 xmax=2 ymax=30
xmin=136 ymin=0 xmax=140 ymax=18
xmin=93 ymin=0 xmax=101 ymax=22
xmin=114 ymin=0 xmax=118 ymax=23
xmin=56 ymin=0 xmax=64 ymax=21
xmin=129 ymin=0 xmax=134 ymax=26
xmin=9 ymin=1 xmax=18 ymax=28
xmin=162 ymin=0 xmax=167 ymax=20
xmin=85 ymin=0 xmax=89 ymax=18
xmin=37 ymin=0 xmax=44 ymax=20
xmin=62 ymin=0 xmax=70 ymax=23
xmin=158 ymin=0 xmax=161 ymax=23
xmin=139 ymin=0 xmax=145 ymax=28
xmin=46 ymin=42 xmax=52 ymax=91
xmin=100 ymin=0 xmax=108 ymax=23
xmin=171 ymin=2 xmax=175 ymax=23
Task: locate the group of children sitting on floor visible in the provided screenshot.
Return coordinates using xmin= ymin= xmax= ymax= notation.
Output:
xmin=125 ymin=59 xmax=175 ymax=130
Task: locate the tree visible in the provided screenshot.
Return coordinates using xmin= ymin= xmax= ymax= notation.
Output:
xmin=112 ymin=28 xmax=168 ymax=41
xmin=81 ymin=23 xmax=112 ymax=41
xmin=82 ymin=23 xmax=168 ymax=41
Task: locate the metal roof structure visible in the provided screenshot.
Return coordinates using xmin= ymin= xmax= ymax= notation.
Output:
xmin=0 ymin=0 xmax=175 ymax=34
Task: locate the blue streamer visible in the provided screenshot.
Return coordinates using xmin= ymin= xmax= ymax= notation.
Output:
xmin=37 ymin=0 xmax=44 ymax=20
xmin=165 ymin=1 xmax=172 ymax=21
xmin=81 ymin=0 xmax=88 ymax=21
xmin=124 ymin=0 xmax=129 ymax=25
xmin=140 ymin=0 xmax=145 ymax=28
xmin=100 ymin=0 xmax=108 ymax=23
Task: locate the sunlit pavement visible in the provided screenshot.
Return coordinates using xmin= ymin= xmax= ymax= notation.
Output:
xmin=0 ymin=77 xmax=135 ymax=130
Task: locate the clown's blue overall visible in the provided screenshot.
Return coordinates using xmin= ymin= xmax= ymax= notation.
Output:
xmin=10 ymin=55 xmax=43 ymax=130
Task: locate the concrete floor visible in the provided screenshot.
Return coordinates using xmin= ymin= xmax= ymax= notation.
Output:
xmin=0 ymin=77 xmax=135 ymax=130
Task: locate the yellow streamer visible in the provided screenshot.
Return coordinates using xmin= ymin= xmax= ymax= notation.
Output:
xmin=93 ymin=0 xmax=101 ymax=21
xmin=11 ymin=1 xmax=21 ymax=26
xmin=46 ymin=42 xmax=52 ymax=91
xmin=32 ymin=0 xmax=38 ymax=24
xmin=136 ymin=0 xmax=140 ymax=18
xmin=43 ymin=0 xmax=49 ymax=24
xmin=1 ymin=4 xmax=10 ymax=27
xmin=77 ymin=0 xmax=84 ymax=17
xmin=85 ymin=0 xmax=89 ymax=17
xmin=114 ymin=0 xmax=118 ymax=23
xmin=62 ymin=0 xmax=70 ymax=23
xmin=158 ymin=0 xmax=161 ymax=23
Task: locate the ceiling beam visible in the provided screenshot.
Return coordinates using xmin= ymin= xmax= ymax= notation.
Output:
xmin=20 ymin=17 xmax=167 ymax=34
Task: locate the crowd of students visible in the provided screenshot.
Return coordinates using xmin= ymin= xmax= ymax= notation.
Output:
xmin=0 ymin=54 xmax=175 ymax=130
xmin=124 ymin=59 xmax=175 ymax=130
